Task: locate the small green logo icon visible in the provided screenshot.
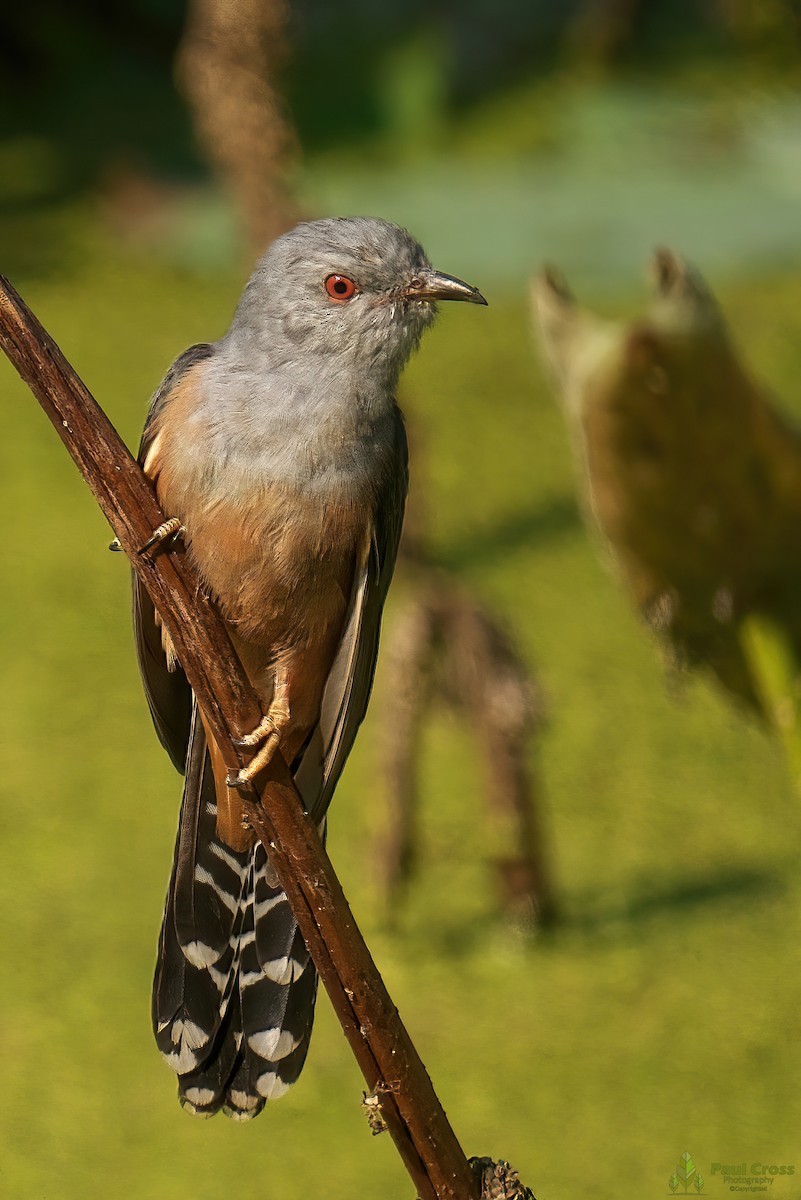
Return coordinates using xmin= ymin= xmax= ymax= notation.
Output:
xmin=668 ymin=1152 xmax=704 ymax=1193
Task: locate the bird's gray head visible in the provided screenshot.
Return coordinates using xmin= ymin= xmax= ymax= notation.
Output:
xmin=228 ymin=217 xmax=486 ymax=386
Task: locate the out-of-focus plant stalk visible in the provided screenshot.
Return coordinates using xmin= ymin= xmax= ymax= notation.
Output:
xmin=741 ymin=615 xmax=801 ymax=788
xmin=534 ymin=248 xmax=801 ymax=788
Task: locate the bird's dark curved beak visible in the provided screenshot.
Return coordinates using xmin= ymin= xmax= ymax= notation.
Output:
xmin=404 ymin=269 xmax=488 ymax=305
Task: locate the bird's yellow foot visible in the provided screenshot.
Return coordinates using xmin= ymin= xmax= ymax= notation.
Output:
xmin=227 ymin=698 xmax=290 ymax=789
xmin=139 ymin=517 xmax=185 ymax=555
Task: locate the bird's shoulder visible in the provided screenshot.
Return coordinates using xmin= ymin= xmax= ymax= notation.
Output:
xmin=139 ymin=343 xmax=215 ymax=467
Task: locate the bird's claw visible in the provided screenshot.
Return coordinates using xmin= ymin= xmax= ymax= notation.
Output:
xmin=226 ymin=733 xmax=281 ymax=790
xmin=233 ymin=714 xmax=280 ymax=749
xmin=139 ymin=517 xmax=185 ymax=555
xmin=227 ymin=701 xmax=290 ymax=789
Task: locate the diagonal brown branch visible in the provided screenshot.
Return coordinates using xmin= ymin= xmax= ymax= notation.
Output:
xmin=0 ymin=275 xmax=482 ymax=1200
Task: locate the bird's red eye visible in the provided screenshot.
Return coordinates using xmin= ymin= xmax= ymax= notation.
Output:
xmin=325 ymin=274 xmax=357 ymax=301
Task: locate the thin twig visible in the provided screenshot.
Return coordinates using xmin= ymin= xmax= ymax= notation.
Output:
xmin=0 ymin=275 xmax=484 ymax=1200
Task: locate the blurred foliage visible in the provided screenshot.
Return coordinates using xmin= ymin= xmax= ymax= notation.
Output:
xmin=536 ymin=250 xmax=801 ymax=724
xmin=5 ymin=0 xmax=801 ymax=199
xmin=8 ymin=4 xmax=801 ymax=286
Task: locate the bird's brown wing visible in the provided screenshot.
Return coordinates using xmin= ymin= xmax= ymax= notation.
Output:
xmin=133 ymin=343 xmax=213 ymax=772
xmin=294 ymin=408 xmax=408 ymax=823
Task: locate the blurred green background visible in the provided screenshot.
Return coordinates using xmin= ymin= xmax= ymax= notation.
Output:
xmin=3 ymin=3 xmax=801 ymax=1198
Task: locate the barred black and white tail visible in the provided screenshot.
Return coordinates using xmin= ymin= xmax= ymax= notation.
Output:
xmin=152 ymin=707 xmax=318 ymax=1120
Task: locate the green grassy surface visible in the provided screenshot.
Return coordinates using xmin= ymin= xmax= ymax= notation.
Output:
xmin=2 ymin=229 xmax=801 ymax=1200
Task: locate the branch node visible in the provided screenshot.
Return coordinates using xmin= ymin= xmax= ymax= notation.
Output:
xmin=469 ymin=1158 xmax=538 ymax=1200
xmin=362 ymin=1090 xmax=389 ymax=1136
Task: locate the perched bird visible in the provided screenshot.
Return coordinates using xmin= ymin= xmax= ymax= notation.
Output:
xmin=133 ymin=217 xmax=486 ymax=1120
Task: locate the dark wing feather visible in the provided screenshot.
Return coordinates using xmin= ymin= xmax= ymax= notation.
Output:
xmin=133 ymin=581 xmax=193 ymax=772
xmin=132 ymin=344 xmax=213 ymax=773
xmin=294 ymin=407 xmax=408 ymax=822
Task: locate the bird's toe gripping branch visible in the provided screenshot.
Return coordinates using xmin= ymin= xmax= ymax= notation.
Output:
xmin=108 ymin=516 xmax=185 ymax=554
xmin=226 ymin=718 xmax=283 ymax=788
xmin=138 ymin=516 xmax=185 ymax=555
xmin=227 ymin=688 xmax=291 ymax=790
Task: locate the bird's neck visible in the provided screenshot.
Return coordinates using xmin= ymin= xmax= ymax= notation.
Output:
xmin=201 ymin=340 xmax=400 ymax=497
xmin=221 ymin=315 xmax=409 ymax=398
